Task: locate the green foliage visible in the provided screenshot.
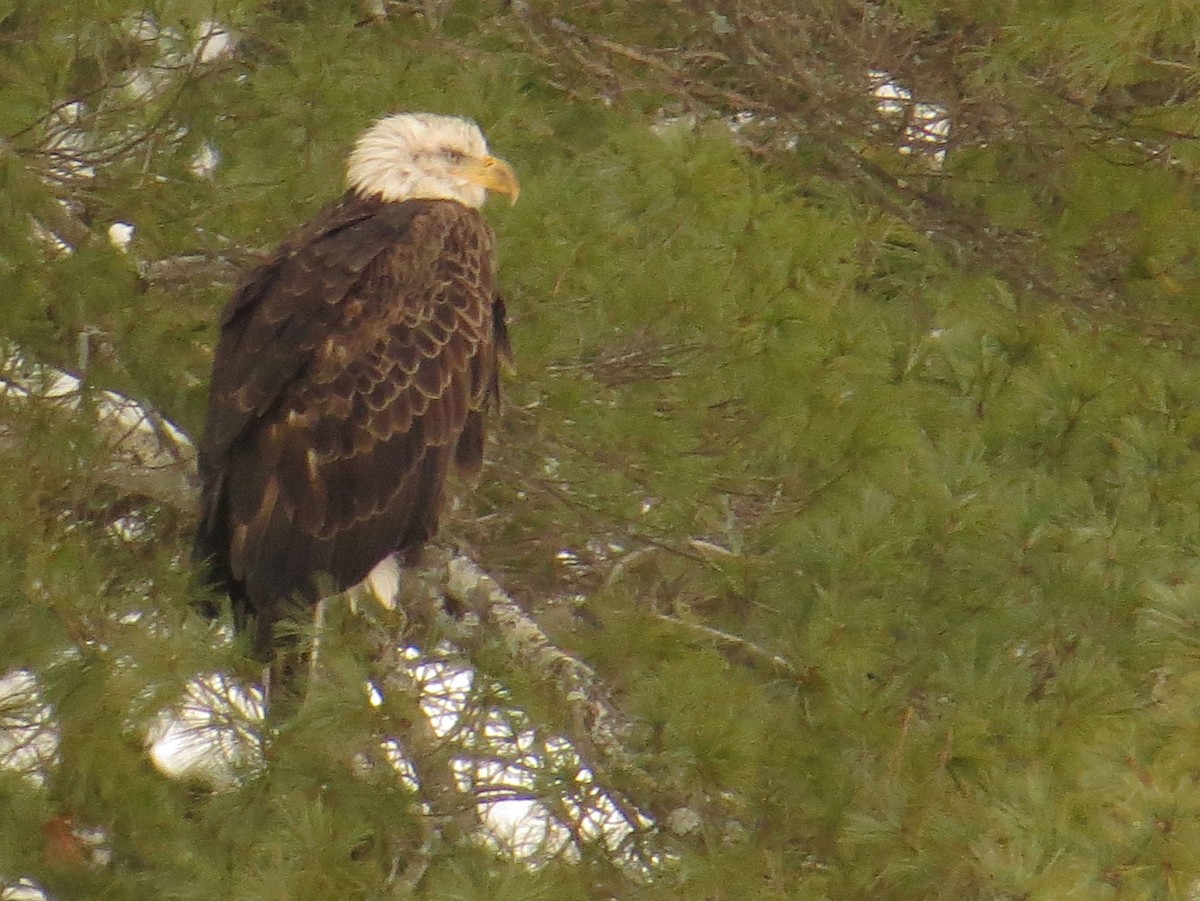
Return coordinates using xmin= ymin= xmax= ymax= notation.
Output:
xmin=5 ymin=0 xmax=1200 ymax=898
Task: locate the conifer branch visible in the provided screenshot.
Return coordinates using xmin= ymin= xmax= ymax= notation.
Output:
xmin=0 ymin=345 xmax=198 ymax=510
xmin=441 ymin=555 xmax=667 ymax=852
xmin=140 ymin=251 xmax=255 ymax=291
xmin=650 ymin=612 xmax=798 ymax=681
xmin=370 ymin=633 xmax=485 ymax=843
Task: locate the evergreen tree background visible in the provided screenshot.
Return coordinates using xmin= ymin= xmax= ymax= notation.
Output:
xmin=3 ymin=0 xmax=1200 ymax=897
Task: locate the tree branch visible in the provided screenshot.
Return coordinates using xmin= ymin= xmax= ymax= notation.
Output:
xmin=0 ymin=345 xmax=197 ymax=510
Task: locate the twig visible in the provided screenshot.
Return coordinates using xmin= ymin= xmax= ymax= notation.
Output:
xmin=651 ymin=613 xmax=798 ymax=681
xmin=545 ymin=17 xmax=774 ymax=115
xmin=140 ymin=251 xmax=257 ymax=291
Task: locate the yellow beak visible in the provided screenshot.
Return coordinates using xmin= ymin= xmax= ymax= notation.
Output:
xmin=458 ymin=155 xmax=521 ymax=204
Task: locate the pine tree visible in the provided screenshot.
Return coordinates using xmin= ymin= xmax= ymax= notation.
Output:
xmin=4 ymin=0 xmax=1200 ymax=898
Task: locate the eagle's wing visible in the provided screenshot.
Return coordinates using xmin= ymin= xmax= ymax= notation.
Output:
xmin=196 ymin=198 xmax=503 ymax=641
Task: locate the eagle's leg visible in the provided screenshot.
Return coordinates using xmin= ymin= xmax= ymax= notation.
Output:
xmin=308 ymin=597 xmax=329 ymax=692
xmin=260 ymin=600 xmax=325 ymax=725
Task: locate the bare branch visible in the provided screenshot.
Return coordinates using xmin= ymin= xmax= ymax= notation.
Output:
xmin=445 ymin=556 xmax=638 ymax=770
xmin=370 ymin=635 xmax=485 ymax=843
xmin=651 ymin=612 xmax=798 ymax=681
xmin=140 ymin=251 xmax=256 ymax=292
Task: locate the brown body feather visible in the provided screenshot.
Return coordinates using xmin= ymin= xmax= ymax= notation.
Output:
xmin=195 ymin=194 xmax=509 ymax=656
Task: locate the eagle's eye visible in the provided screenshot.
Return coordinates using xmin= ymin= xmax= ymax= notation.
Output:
xmin=441 ymin=147 xmax=466 ymax=163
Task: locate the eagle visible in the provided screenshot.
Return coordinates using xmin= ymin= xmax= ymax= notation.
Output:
xmin=194 ymin=112 xmax=519 ymax=664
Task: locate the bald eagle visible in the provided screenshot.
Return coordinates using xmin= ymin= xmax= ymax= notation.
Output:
xmin=194 ymin=113 xmax=519 ymax=660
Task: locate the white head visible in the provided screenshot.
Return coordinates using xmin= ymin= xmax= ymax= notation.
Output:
xmin=345 ymin=112 xmax=519 ymax=208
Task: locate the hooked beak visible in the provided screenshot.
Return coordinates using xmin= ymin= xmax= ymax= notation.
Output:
xmin=457 ymin=155 xmax=520 ymax=204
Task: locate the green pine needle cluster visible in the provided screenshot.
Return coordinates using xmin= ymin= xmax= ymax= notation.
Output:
xmin=3 ymin=0 xmax=1200 ymax=897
